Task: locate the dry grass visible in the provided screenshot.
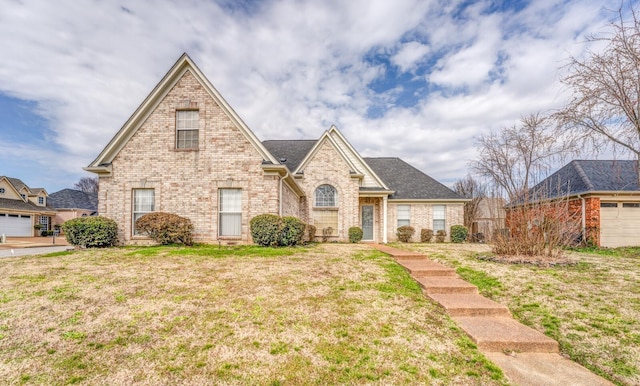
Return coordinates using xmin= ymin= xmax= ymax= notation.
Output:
xmin=0 ymin=244 xmax=506 ymax=385
xmin=401 ymin=242 xmax=640 ymax=386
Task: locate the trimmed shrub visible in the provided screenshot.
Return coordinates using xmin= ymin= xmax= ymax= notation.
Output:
xmin=62 ymin=216 xmax=118 ymax=248
xmin=321 ymin=227 xmax=334 ymax=242
xmin=280 ymin=216 xmax=306 ymax=246
xmin=396 ymin=225 xmax=415 ymax=243
xmin=450 ymin=225 xmax=468 ymax=243
xmin=250 ymin=214 xmax=282 ymax=247
xmin=305 ymin=224 xmax=317 ymax=243
xmin=435 ymin=230 xmax=447 ymax=243
xmin=420 ymin=229 xmax=434 ymax=243
xmin=135 ymin=212 xmax=194 ymax=245
xmin=348 ymin=226 xmax=363 ymax=243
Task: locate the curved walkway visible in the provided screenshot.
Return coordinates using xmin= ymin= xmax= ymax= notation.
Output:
xmin=372 ymin=244 xmax=613 ymax=386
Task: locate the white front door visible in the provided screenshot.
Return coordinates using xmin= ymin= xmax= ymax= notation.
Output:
xmin=361 ymin=205 xmax=374 ymax=241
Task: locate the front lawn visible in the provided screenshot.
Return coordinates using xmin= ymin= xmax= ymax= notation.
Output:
xmin=0 ymin=244 xmax=506 ymax=385
xmin=402 ymin=243 xmax=640 ymax=386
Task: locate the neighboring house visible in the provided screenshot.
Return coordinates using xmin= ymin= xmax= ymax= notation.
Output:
xmin=471 ymin=197 xmax=506 ymax=242
xmin=510 ymin=160 xmax=640 ymax=248
xmin=0 ymin=176 xmax=57 ymax=237
xmin=48 ymin=189 xmax=98 ymax=224
xmin=85 ymin=54 xmax=466 ymax=245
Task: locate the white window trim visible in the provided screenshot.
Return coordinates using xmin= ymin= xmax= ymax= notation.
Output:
xmin=433 ymin=205 xmax=446 ymax=232
xmin=219 ymin=189 xmax=242 ymax=237
xmin=397 ymin=205 xmax=410 ymax=227
xmin=176 ymin=110 xmax=199 ymax=149
xmin=133 ymin=189 xmax=155 ymax=236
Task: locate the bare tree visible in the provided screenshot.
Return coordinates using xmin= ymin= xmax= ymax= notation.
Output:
xmin=471 ymin=113 xmax=570 ymax=201
xmin=453 ymin=175 xmax=486 ymax=230
xmin=74 ymin=176 xmax=99 ymax=194
xmin=556 ymin=3 xmax=640 ymax=180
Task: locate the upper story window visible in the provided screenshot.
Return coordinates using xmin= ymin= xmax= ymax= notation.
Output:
xmin=20 ymin=194 xmax=26 ymax=200
xmin=38 ymin=197 xmax=45 ymax=205
xmin=176 ymin=110 xmax=199 ymax=149
xmin=314 ymin=184 xmax=337 ymax=207
xmin=0 ymin=188 xmax=4 ymax=194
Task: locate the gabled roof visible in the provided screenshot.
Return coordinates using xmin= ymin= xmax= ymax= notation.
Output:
xmin=262 ymin=140 xmax=317 ymax=172
xmin=0 ymin=176 xmax=47 ymax=200
xmin=290 ymin=126 xmax=389 ymax=189
xmin=85 ymin=53 xmax=279 ymax=175
xmin=363 ymin=157 xmax=465 ymax=200
xmin=529 ymin=160 xmax=639 ymax=200
xmin=0 ymin=197 xmax=54 ymax=212
xmin=49 ymin=189 xmax=98 ymax=211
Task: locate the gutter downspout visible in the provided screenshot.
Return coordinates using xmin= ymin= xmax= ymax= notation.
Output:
xmin=279 ymin=173 xmax=286 ymax=216
xmin=578 ymin=195 xmax=586 ymax=243
xmin=383 ymin=195 xmax=388 ymax=243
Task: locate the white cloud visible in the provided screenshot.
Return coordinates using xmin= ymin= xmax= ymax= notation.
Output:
xmin=0 ymin=0 xmax=616 ymax=190
xmin=391 ymin=41 xmax=431 ymax=72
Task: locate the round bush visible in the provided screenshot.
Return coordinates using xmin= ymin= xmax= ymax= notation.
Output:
xmin=135 ymin=212 xmax=194 ymax=245
xmin=62 ymin=216 xmax=118 ymax=248
xmin=396 ymin=225 xmax=415 ymax=243
xmin=305 ymin=224 xmax=317 ymax=243
xmin=435 ymin=230 xmax=447 ymax=243
xmin=250 ymin=214 xmax=282 ymax=246
xmin=450 ymin=225 xmax=468 ymax=243
xmin=348 ymin=226 xmax=363 ymax=243
xmin=420 ymin=229 xmax=434 ymax=243
xmin=280 ymin=216 xmax=306 ymax=246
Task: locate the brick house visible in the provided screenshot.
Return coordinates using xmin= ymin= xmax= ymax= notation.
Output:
xmin=85 ymin=54 xmax=466 ymax=245
xmin=0 ymin=176 xmax=57 ymax=237
xmin=508 ymin=160 xmax=640 ymax=248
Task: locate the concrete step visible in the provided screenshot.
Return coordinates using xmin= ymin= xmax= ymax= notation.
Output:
xmin=484 ymin=352 xmax=614 ymax=386
xmin=416 ymin=276 xmax=479 ymax=294
xmin=396 ymin=259 xmax=457 ymax=277
xmin=428 ymin=293 xmax=511 ymax=317
xmin=453 ymin=316 xmax=559 ymax=353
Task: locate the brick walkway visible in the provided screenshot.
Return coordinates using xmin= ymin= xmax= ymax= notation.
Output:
xmin=372 ymin=244 xmax=613 ymax=386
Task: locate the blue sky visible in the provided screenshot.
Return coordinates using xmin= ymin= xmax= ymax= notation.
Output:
xmin=0 ymin=0 xmax=625 ymax=192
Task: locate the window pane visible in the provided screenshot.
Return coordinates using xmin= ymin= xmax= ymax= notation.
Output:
xmin=176 ymin=110 xmax=199 ymax=149
xmin=220 ymin=213 xmax=242 ymax=236
xmin=219 ymin=189 xmax=242 ymax=236
xmin=313 ymin=209 xmax=338 ymax=235
xmin=220 ymin=189 xmax=241 ymax=212
xmin=433 ymin=205 xmax=445 ymax=231
xmin=134 ymin=190 xmax=154 ymax=212
xmin=315 ymin=184 xmax=337 ymax=207
xmin=133 ymin=189 xmax=155 ymax=235
xmin=397 ymin=205 xmax=410 ymax=227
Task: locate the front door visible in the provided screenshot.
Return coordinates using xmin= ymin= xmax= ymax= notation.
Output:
xmin=361 ymin=205 xmax=374 ymax=241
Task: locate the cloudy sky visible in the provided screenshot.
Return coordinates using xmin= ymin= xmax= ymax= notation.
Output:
xmin=0 ymin=0 xmax=628 ymax=192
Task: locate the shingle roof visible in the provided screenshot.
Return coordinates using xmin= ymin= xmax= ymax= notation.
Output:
xmin=363 ymin=157 xmax=463 ymax=200
xmin=0 ymin=197 xmax=54 ymax=212
xmin=262 ymin=140 xmax=461 ymax=200
xmin=526 ymin=160 xmax=639 ymax=202
xmin=262 ymin=140 xmax=317 ymax=172
xmin=48 ymin=189 xmax=98 ymax=211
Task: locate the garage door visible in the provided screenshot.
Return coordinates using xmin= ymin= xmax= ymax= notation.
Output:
xmin=600 ymin=203 xmax=640 ymax=248
xmin=0 ymin=213 xmax=32 ymax=237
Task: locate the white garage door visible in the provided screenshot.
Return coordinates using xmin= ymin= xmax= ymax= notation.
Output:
xmin=0 ymin=213 xmax=33 ymax=237
xmin=600 ymin=203 xmax=640 ymax=248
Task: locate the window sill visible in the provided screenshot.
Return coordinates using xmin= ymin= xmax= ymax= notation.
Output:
xmin=174 ymin=148 xmax=199 ymax=152
xmin=218 ymin=236 xmax=242 ymax=240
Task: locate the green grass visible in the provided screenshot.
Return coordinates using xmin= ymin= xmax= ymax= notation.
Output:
xmin=407 ymin=243 xmax=640 ymax=386
xmin=0 ymin=244 xmax=508 ymax=385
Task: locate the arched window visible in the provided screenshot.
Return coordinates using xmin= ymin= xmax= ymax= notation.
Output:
xmin=315 ymin=184 xmax=337 ymax=207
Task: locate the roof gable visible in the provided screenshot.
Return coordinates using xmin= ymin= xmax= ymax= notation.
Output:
xmin=85 ymin=53 xmax=278 ymax=175
xmin=294 ymin=126 xmax=388 ymax=189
